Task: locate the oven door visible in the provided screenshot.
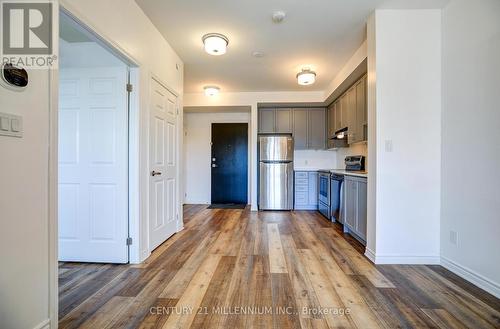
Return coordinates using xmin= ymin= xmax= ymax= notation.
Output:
xmin=318 ymin=173 xmax=330 ymax=205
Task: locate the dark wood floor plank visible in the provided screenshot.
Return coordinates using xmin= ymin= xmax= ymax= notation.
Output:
xmin=59 ymin=268 xmax=142 ymax=329
xmin=427 ymin=265 xmax=500 ymax=312
xmin=59 ymin=264 xmax=126 ymax=319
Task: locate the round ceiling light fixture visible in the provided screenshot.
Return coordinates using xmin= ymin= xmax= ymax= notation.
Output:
xmin=202 ymin=33 xmax=229 ymax=55
xmin=204 ymin=85 xmax=220 ymax=96
xmin=297 ymin=68 xmax=316 ymax=86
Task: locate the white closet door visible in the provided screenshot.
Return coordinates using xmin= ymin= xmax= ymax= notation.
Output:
xmin=149 ymin=78 xmax=178 ymax=251
xmin=58 ymin=67 xmax=129 ymax=263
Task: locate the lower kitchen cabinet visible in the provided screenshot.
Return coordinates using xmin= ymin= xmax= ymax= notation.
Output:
xmin=294 ymin=171 xmax=318 ymax=210
xmin=344 ymin=175 xmax=367 ymax=244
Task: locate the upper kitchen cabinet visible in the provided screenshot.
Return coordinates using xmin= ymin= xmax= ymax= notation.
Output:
xmin=259 ymin=108 xmax=275 ymax=133
xmin=291 ymin=108 xmax=326 ymax=150
xmin=327 ymin=103 xmax=336 ymax=149
xmin=334 ymin=100 xmax=342 ymax=132
xmin=259 ymin=107 xmax=326 ymax=150
xmin=275 ymin=108 xmax=292 ymax=133
xmin=292 ymin=109 xmax=308 ymax=149
xmin=354 ymin=76 xmax=368 ymax=143
xmin=308 ymin=108 xmax=326 ymax=149
xmin=326 ymin=74 xmax=367 ymax=145
xmin=258 ymin=108 xmax=292 ymax=133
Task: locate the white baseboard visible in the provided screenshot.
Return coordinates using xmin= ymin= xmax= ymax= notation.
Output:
xmin=440 ymin=256 xmax=500 ymax=299
xmin=364 ymin=248 xmax=376 ymax=263
xmin=33 ymin=319 xmax=50 ymax=329
xmin=373 ymin=253 xmax=441 ymax=265
xmin=184 ymin=199 xmax=210 ymax=205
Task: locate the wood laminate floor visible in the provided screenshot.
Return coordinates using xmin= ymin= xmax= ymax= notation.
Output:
xmin=59 ymin=205 xmax=500 ymax=329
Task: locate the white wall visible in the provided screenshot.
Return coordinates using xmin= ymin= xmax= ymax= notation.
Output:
xmin=294 ymin=150 xmax=337 ymax=170
xmin=370 ymin=9 xmax=442 ymax=264
xmin=62 ymin=0 xmax=184 ymax=263
xmin=184 ymin=111 xmax=251 ymax=204
xmin=0 ymin=72 xmax=53 ymax=329
xmin=335 ymin=143 xmax=368 ymax=168
xmin=0 ymin=0 xmax=184 ymax=327
xmin=60 ymin=39 xmax=124 ymax=68
xmin=441 ymin=0 xmax=500 ymax=297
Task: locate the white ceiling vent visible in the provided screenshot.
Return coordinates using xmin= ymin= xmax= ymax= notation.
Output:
xmin=272 ymin=11 xmax=286 ymax=24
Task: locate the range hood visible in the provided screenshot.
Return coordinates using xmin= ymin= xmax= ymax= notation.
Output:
xmin=330 ymin=127 xmax=348 ymax=140
xmin=327 ymin=127 xmax=348 ymax=149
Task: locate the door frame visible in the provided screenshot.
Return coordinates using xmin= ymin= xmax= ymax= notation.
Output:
xmin=209 ymin=119 xmax=251 ymax=205
xmin=49 ymin=2 xmax=142 ymax=326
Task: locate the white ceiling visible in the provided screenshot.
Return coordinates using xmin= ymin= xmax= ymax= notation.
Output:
xmin=135 ymin=0 xmax=449 ymax=93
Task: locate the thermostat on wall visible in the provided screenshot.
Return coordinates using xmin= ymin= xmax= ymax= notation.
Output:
xmin=1 ymin=64 xmax=28 ymax=91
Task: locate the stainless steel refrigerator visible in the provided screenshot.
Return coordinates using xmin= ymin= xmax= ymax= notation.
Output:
xmin=259 ymin=135 xmax=294 ymax=210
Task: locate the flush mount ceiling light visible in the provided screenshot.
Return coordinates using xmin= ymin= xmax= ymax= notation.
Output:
xmin=202 ymin=33 xmax=229 ymax=55
xmin=297 ymin=68 xmax=316 ymax=86
xmin=204 ymin=86 xmax=220 ymax=96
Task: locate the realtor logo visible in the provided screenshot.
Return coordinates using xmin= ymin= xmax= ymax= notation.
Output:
xmin=1 ymin=1 xmax=56 ymax=68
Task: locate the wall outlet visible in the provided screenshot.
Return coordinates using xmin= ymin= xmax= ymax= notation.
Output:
xmin=449 ymin=230 xmax=458 ymax=246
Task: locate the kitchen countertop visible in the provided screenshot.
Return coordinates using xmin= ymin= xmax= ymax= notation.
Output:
xmin=294 ymin=167 xmax=368 ymax=178
xmin=317 ymin=168 xmax=368 ymax=178
xmin=294 ymin=167 xmax=324 ymax=172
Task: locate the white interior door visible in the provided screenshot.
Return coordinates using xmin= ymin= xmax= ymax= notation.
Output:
xmin=58 ymin=67 xmax=129 ymax=263
xmin=149 ymin=78 xmax=178 ymax=251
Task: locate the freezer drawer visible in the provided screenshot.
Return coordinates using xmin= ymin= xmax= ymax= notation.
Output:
xmin=259 ymin=162 xmax=293 ymax=210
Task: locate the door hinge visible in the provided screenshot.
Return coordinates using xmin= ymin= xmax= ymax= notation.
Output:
xmin=126 ymin=83 xmax=133 ymax=92
xmin=126 ymin=237 xmax=133 ymax=245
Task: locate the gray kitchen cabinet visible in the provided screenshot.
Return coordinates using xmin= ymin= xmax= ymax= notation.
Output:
xmin=340 ymin=94 xmax=348 ymax=129
xmin=355 ymin=76 xmax=367 ymax=143
xmin=308 ymin=108 xmax=326 ymax=149
xmin=357 ymin=179 xmax=367 ymax=241
xmin=334 ymin=100 xmax=342 ymax=132
xmin=294 ymin=171 xmax=318 ymax=210
xmin=327 ymin=103 xmax=335 ymax=137
xmin=344 ymin=178 xmax=357 ymax=230
xmin=258 ymin=108 xmax=292 ymax=133
xmin=292 ymin=109 xmax=308 ymax=149
xmin=308 ymin=172 xmax=318 ymax=205
xmin=292 ymin=108 xmax=326 ymax=150
xmin=275 ymin=108 xmax=292 ymax=133
xmin=347 ymin=86 xmax=357 ymax=145
xmin=259 ymin=108 xmax=275 ymax=133
xmin=344 ymin=175 xmax=367 ymax=244
xmin=327 ymin=74 xmax=367 ymax=145
xmin=327 ymin=103 xmax=336 ymax=149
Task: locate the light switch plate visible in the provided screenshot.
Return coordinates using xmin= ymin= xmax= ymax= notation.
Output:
xmin=0 ymin=112 xmax=22 ymax=138
xmin=0 ymin=116 xmax=9 ymax=131
xmin=385 ymin=140 xmax=393 ymax=152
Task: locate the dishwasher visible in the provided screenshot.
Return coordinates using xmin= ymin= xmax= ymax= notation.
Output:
xmin=330 ymin=174 xmax=344 ymax=223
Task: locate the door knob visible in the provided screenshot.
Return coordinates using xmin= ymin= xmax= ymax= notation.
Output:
xmin=212 ymin=164 xmax=218 ymax=168
xmin=151 ymin=170 xmax=162 ymax=176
